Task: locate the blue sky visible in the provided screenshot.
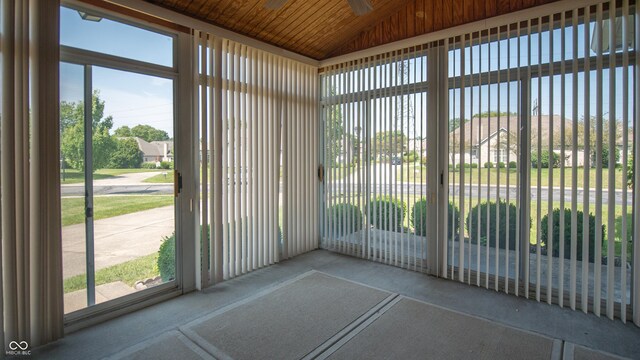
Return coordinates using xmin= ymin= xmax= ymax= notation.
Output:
xmin=60 ymin=6 xmax=175 ymax=137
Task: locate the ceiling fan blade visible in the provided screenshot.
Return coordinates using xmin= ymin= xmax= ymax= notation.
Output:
xmin=347 ymin=0 xmax=373 ymax=16
xmin=264 ymin=0 xmax=289 ymax=10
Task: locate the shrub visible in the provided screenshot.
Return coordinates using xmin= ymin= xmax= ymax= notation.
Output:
xmin=470 ymin=163 xmax=479 ymax=169
xmin=411 ymin=199 xmax=459 ymax=238
xmin=421 ymin=156 xmax=427 ymax=165
xmin=466 ymin=201 xmax=518 ymax=250
xmin=497 ymin=162 xmax=506 ymax=168
xmin=508 ymin=161 xmax=517 ymax=169
xmin=591 ymin=146 xmax=620 ymax=168
xmin=158 ymin=223 xmax=282 ymax=282
xmin=141 ymin=162 xmax=157 ymax=169
xmin=160 ymin=161 xmax=173 ymax=169
xmin=531 ymin=150 xmax=560 ymax=168
xmin=403 ymin=150 xmax=419 ymax=163
xmin=369 ymin=196 xmax=407 ymax=231
xmin=541 ymin=208 xmax=604 ymax=263
xmin=329 ymin=203 xmax=363 ymax=237
xmin=158 ymin=233 xmax=176 ymax=281
xmin=484 ymin=162 xmax=494 ymax=169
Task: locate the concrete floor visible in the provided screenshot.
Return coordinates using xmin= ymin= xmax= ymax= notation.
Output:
xmin=37 ymin=249 xmax=640 ymax=359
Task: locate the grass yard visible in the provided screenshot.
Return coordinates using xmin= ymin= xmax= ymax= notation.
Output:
xmin=63 ymin=253 xmax=160 ymax=293
xmin=61 ymin=168 xmax=163 ymax=184
xmin=392 ymin=164 xmax=627 ymax=189
xmin=142 ymin=172 xmax=173 ymax=183
xmin=61 ymin=195 xmax=174 ymax=226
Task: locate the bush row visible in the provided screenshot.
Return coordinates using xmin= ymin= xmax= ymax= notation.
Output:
xmin=451 ymin=161 xmax=517 ymax=170
xmin=327 ymin=199 xmax=605 ymax=263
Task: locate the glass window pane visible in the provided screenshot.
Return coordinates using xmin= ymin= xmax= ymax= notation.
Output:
xmin=60 ymin=62 xmax=89 ymax=313
xmin=60 ymin=6 xmax=173 ymax=67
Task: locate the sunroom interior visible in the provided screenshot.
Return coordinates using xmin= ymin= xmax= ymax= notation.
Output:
xmin=2 ymin=0 xmax=640 ymax=358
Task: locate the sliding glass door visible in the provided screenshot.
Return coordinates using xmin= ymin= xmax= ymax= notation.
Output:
xmin=59 ymin=5 xmax=179 ymax=315
xmin=320 ymin=47 xmax=433 ymax=271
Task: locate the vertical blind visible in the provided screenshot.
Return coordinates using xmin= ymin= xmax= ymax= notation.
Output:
xmin=320 ymin=46 xmax=433 ymax=271
xmin=194 ymin=32 xmax=318 ymax=288
xmin=321 ymin=0 xmax=640 ymax=326
xmin=446 ymin=0 xmax=637 ymax=323
xmin=0 ymin=0 xmax=64 ymax=348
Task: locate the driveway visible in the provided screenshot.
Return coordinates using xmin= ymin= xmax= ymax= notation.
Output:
xmin=62 ymin=205 xmax=174 ymax=279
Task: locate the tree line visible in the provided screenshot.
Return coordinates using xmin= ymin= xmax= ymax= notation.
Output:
xmin=60 ymin=91 xmax=171 ymax=172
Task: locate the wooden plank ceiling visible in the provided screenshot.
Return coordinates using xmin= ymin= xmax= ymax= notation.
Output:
xmin=145 ymin=0 xmax=559 ymax=60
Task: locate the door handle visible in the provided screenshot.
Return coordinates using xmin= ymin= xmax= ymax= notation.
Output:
xmin=174 ymin=170 xmax=182 ymax=197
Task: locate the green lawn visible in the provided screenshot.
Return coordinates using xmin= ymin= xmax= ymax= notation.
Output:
xmin=142 ymin=172 xmax=173 ymax=183
xmin=61 ymin=195 xmax=174 ymax=226
xmin=64 ymin=253 xmax=159 ymax=293
xmin=61 ymin=168 xmax=163 ymax=184
xmin=396 ymin=164 xmax=625 ymax=189
xmin=328 ymin=165 xmax=357 ymax=181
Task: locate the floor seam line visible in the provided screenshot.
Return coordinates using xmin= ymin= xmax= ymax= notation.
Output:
xmin=301 ymin=293 xmax=402 ymax=360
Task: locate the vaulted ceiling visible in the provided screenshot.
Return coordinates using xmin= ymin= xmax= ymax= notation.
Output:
xmin=144 ymin=0 xmax=559 ymax=60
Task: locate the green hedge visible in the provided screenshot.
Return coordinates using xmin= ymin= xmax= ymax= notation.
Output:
xmin=411 ymin=199 xmax=459 ymax=238
xmin=369 ymin=196 xmax=406 ymax=231
xmin=508 ymin=161 xmax=517 ymax=169
xmin=484 ymin=162 xmax=494 ymax=168
xmin=328 ymin=203 xmax=363 ymax=237
xmin=466 ymin=201 xmax=518 ymax=250
xmin=541 ymin=208 xmax=604 ymax=263
xmin=141 ymin=162 xmax=157 ymax=169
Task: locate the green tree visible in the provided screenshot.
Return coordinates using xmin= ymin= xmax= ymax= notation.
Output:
xmin=60 ymin=91 xmax=116 ymax=172
xmin=326 ymin=94 xmax=345 ymax=167
xmin=114 ymin=125 xmax=132 ymax=137
xmin=373 ymin=131 xmax=407 ymax=160
xmin=130 ymin=124 xmax=170 ymax=142
xmin=108 ymin=138 xmax=143 ymax=169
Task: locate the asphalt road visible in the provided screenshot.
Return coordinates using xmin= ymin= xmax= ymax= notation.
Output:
xmin=326 ymin=183 xmax=633 ymax=205
xmin=62 ymin=181 xmax=634 ymax=206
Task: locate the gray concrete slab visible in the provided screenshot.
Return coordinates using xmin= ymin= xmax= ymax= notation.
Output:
xmin=36 ymin=250 xmax=640 ymax=360
xmin=62 ymin=205 xmax=174 ymax=278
